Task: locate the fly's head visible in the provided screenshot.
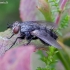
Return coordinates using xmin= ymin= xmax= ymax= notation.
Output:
xmin=7 ymin=21 xmax=20 ymax=34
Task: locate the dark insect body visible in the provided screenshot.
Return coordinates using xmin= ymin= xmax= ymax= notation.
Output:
xmin=7 ymin=21 xmax=61 ymax=50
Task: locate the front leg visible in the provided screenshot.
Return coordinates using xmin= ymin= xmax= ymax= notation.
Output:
xmin=8 ymin=34 xmax=14 ymax=39
xmin=5 ymin=37 xmax=22 ymax=52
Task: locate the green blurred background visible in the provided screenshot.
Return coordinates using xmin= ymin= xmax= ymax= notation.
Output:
xmin=0 ymin=0 xmax=21 ymax=31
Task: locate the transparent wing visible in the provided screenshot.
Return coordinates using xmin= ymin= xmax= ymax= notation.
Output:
xmin=31 ymin=30 xmax=61 ymax=49
xmin=23 ymin=21 xmax=56 ymax=29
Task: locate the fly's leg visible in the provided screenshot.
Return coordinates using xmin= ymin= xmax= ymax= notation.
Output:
xmin=26 ymin=38 xmax=32 ymax=45
xmin=24 ymin=37 xmax=33 ymax=46
xmin=24 ymin=36 xmax=38 ymax=45
xmin=5 ymin=37 xmax=21 ymax=52
xmin=24 ymin=32 xmax=32 ymax=45
xmin=8 ymin=34 xmax=14 ymax=39
xmin=24 ymin=31 xmax=38 ymax=45
xmin=10 ymin=37 xmax=21 ymax=48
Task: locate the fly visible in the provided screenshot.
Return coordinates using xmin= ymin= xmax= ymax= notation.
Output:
xmin=7 ymin=21 xmax=61 ymax=50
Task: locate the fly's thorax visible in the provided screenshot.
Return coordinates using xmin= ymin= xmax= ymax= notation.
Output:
xmin=20 ymin=23 xmax=39 ymax=32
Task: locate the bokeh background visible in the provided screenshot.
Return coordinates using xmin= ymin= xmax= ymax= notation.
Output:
xmin=0 ymin=0 xmax=70 ymax=70
xmin=0 ymin=0 xmax=21 ymax=31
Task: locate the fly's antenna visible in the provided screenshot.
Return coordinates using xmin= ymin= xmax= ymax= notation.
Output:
xmin=7 ymin=23 xmax=12 ymax=28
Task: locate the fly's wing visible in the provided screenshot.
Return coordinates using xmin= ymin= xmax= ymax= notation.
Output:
xmin=23 ymin=21 xmax=53 ymax=24
xmin=23 ymin=21 xmax=56 ymax=29
xmin=31 ymin=30 xmax=61 ymax=49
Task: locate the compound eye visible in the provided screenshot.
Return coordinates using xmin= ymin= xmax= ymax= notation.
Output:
xmin=13 ymin=26 xmax=20 ymax=34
